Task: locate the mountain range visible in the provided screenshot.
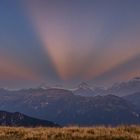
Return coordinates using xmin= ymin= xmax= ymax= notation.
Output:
xmin=72 ymin=77 xmax=140 ymax=97
xmin=106 ymin=77 xmax=140 ymax=97
xmin=0 ymin=77 xmax=140 ymax=126
xmin=0 ymin=79 xmax=140 ymax=126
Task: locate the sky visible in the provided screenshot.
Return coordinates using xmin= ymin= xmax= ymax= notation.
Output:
xmin=0 ymin=0 xmax=140 ymax=88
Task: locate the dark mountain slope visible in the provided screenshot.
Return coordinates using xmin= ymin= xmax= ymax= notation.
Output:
xmin=43 ymin=94 xmax=140 ymax=125
xmin=0 ymin=111 xmax=58 ymax=127
xmin=124 ymin=92 xmax=140 ymax=108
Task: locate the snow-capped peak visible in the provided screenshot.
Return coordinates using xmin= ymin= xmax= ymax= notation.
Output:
xmin=78 ymin=82 xmax=90 ymax=89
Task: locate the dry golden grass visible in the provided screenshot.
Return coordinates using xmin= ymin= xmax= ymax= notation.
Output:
xmin=0 ymin=125 xmax=139 ymax=140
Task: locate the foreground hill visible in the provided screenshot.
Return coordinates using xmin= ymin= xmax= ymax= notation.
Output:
xmin=0 ymin=126 xmax=139 ymax=140
xmin=0 ymin=88 xmax=139 ymax=125
xmin=0 ymin=111 xmax=58 ymax=127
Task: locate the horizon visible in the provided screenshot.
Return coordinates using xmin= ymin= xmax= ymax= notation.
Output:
xmin=0 ymin=76 xmax=140 ymax=90
xmin=0 ymin=0 xmax=140 ymax=88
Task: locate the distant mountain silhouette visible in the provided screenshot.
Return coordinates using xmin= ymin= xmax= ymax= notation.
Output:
xmin=73 ymin=82 xmax=97 ymax=97
xmin=72 ymin=77 xmax=140 ymax=97
xmin=106 ymin=77 xmax=140 ymax=96
xmin=0 ymin=110 xmax=58 ymax=127
xmin=0 ymin=88 xmax=139 ymax=126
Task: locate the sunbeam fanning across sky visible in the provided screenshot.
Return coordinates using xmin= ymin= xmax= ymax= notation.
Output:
xmin=24 ymin=0 xmax=140 ymax=85
xmin=0 ymin=0 xmax=140 ymax=88
xmin=25 ymin=0 xmax=102 ymax=80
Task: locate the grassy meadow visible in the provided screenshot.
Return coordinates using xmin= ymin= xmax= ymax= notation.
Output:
xmin=0 ymin=125 xmax=140 ymax=140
